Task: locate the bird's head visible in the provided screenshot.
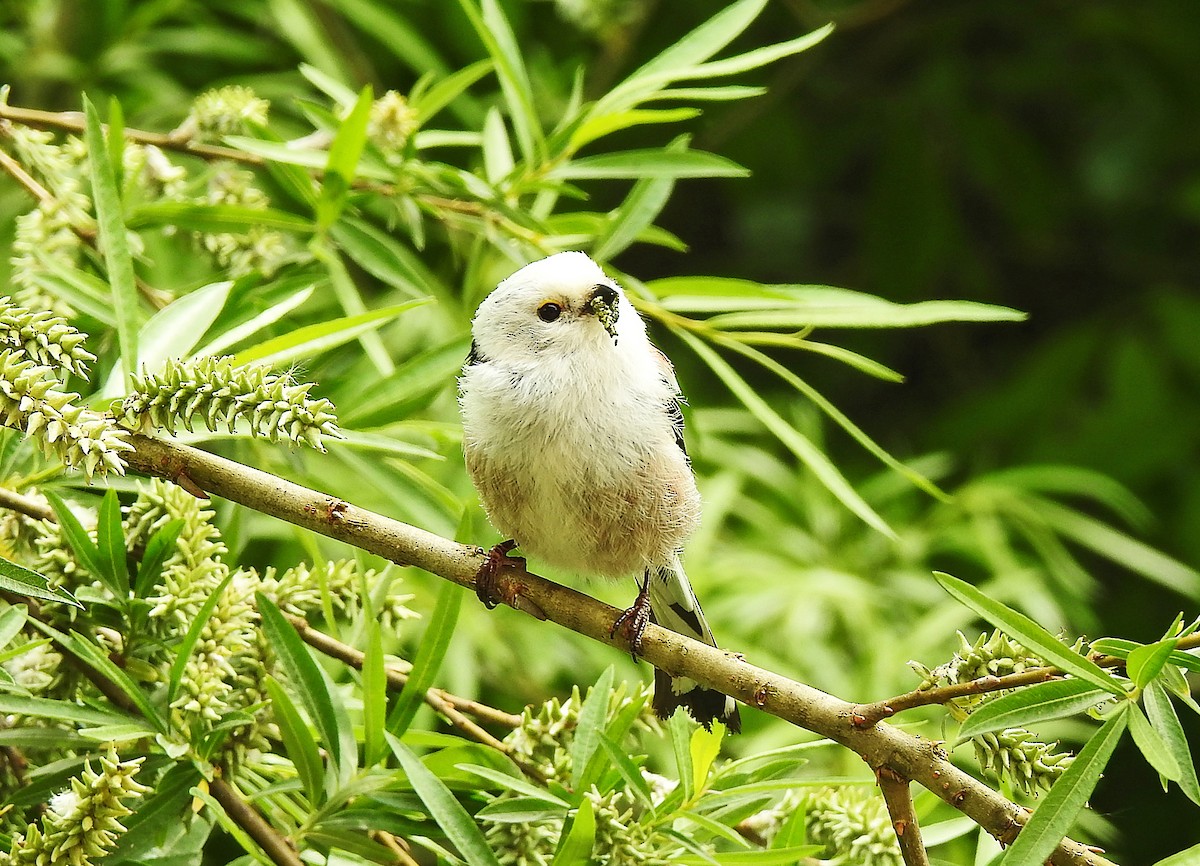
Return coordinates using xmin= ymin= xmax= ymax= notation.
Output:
xmin=471 ymin=251 xmax=641 ymax=364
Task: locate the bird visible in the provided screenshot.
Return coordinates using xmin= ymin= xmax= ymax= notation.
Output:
xmin=458 ymin=250 xmax=741 ymax=732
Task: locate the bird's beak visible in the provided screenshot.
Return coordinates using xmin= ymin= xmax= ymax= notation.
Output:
xmin=587 ymin=285 xmax=620 ymax=342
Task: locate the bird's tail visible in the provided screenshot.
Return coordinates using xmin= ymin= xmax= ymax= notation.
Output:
xmin=647 ymin=558 xmax=741 ymax=733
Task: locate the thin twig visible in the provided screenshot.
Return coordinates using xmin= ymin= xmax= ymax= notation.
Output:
xmin=0 ymin=486 xmax=53 ymax=522
xmin=120 ymin=432 xmax=1118 ymax=866
xmin=852 ymin=634 xmax=1200 ymax=727
xmin=0 ymin=144 xmax=95 ymax=241
xmin=210 ymin=777 xmax=303 ymax=866
xmin=877 ymin=766 xmax=929 ymax=866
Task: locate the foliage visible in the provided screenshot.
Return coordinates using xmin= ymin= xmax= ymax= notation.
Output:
xmin=0 ymin=1 xmax=1195 ymax=865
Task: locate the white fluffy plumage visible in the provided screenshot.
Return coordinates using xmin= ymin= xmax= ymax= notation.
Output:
xmin=459 ymin=251 xmax=740 ymax=731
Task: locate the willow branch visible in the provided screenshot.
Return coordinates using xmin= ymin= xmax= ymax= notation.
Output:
xmin=853 ymin=634 xmax=1200 ymax=727
xmin=0 ymin=486 xmax=53 ymax=521
xmin=120 ymin=432 xmax=1116 ymax=866
xmin=877 ymin=767 xmax=929 ymax=866
xmin=210 ymin=777 xmax=303 ymax=866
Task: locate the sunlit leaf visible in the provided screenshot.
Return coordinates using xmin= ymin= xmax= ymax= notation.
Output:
xmin=934 ymin=572 xmax=1126 ymax=697
xmin=1001 ymin=704 xmax=1129 ymax=866
xmin=957 ymin=679 xmax=1110 ymax=743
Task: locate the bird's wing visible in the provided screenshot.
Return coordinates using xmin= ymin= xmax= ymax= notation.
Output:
xmin=653 ymin=346 xmax=688 ymax=458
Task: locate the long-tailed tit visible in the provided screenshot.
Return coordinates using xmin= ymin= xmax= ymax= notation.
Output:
xmin=458 ymin=251 xmax=741 ymax=732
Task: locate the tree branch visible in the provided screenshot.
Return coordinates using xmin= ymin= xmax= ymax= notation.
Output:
xmin=877 ymin=767 xmax=929 ymax=866
xmin=210 ymin=777 xmax=303 ymax=866
xmin=852 ymin=634 xmax=1200 ymax=727
xmin=118 ymin=432 xmax=1118 ymax=866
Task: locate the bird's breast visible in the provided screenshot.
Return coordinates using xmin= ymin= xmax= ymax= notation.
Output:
xmin=460 ymin=360 xmax=699 ymax=579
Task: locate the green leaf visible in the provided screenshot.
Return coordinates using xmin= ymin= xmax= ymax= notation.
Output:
xmin=231 ymin=299 xmax=429 ymax=368
xmin=1090 ymin=637 xmax=1200 ymax=674
xmin=362 ymin=621 xmax=387 ymax=767
xmin=134 ymin=518 xmax=185 ymax=598
xmin=95 ymin=489 xmax=130 ymax=598
xmin=410 ymin=60 xmax=492 ymax=124
xmin=1129 ymin=702 xmax=1182 ymax=782
xmin=192 ymin=284 xmax=315 ymax=359
xmin=457 ymin=764 xmax=569 ymax=807
xmin=551 ymin=797 xmax=595 ymax=866
xmin=1000 ymin=703 xmax=1129 ymax=866
xmin=690 ymin=722 xmax=724 ymax=792
xmin=126 ymin=202 xmax=313 ymax=233
xmin=0 ymin=555 xmax=80 ymax=608
xmin=331 ymin=218 xmax=435 ymax=298
xmin=957 ymin=679 xmax=1110 ymax=743
xmin=389 ymin=736 xmax=503 ymax=866
xmin=53 ymin=627 xmax=166 ymax=732
xmin=44 ymin=491 xmax=104 ymax=581
xmin=670 ymin=709 xmax=696 ymax=803
xmin=166 ymin=570 xmax=235 ymax=708
xmin=264 ymin=675 xmax=325 ymax=805
xmin=1127 ymin=637 xmax=1180 ymax=689
xmin=317 ymin=85 xmax=373 ymax=231
xmin=551 ymin=149 xmax=748 ymax=180
xmin=679 ymin=330 xmax=896 ymax=538
xmin=593 ymin=137 xmax=684 ymax=261
xmin=224 ymin=136 xmax=393 ymax=180
xmin=190 ymin=785 xmax=273 ymax=866
xmin=719 ymin=337 xmax=944 ymax=500
xmin=598 ymin=732 xmax=656 ymax=810
xmin=313 ymin=241 xmax=395 ymax=376
xmin=570 ymin=108 xmax=700 ymax=151
xmin=83 ymin=95 xmax=140 ymax=385
xmin=481 ymin=106 xmax=514 ymax=184
xmin=645 ymin=85 xmax=768 ymax=102
xmin=0 ymin=693 xmax=144 ymax=727
xmin=455 ymin=0 xmax=543 ymax=163
xmin=124 ymin=280 xmax=233 ymax=391
xmin=339 ymin=337 xmax=468 ymax=428
xmin=570 ymin=665 xmax=615 ymax=791
xmin=331 ymin=0 xmax=453 ymax=82
xmin=474 ymin=797 xmax=564 ymax=823
xmin=675 ymin=848 xmax=823 ymax=865
xmin=933 ymin=572 xmax=1126 ymax=697
xmin=387 ymin=581 xmax=461 ymax=737
xmin=688 ymin=25 xmax=833 ymax=78
xmin=1144 ymin=681 xmax=1200 ymax=805
xmin=257 ymin=593 xmax=357 ymax=783
xmin=0 ymin=605 xmax=27 ymax=648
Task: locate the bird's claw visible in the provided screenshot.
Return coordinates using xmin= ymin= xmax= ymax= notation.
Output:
xmin=474 ymin=540 xmax=524 ymax=609
xmin=611 ymin=578 xmax=653 ymax=662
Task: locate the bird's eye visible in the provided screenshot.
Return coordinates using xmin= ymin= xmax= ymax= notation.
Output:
xmin=537 ymin=302 xmax=562 ymax=322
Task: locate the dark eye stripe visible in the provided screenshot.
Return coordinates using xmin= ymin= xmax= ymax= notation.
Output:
xmin=537 ymin=302 xmax=562 ymax=322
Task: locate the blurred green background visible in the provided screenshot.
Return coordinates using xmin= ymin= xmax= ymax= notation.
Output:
xmin=1 ymin=0 xmax=1197 ymax=860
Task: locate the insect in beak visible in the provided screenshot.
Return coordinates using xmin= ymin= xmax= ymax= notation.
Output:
xmin=587 ymin=285 xmax=620 ymax=342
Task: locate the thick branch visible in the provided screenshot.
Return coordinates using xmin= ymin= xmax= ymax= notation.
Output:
xmin=877 ymin=767 xmax=929 ymax=866
xmin=120 ymin=433 xmax=1116 ymax=866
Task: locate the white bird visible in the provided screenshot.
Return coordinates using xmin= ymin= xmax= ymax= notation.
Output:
xmin=458 ymin=251 xmax=741 ymax=732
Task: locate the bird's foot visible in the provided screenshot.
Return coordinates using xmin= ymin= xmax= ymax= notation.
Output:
xmin=611 ymin=575 xmax=653 ymax=661
xmin=474 ymin=540 xmax=524 ymax=609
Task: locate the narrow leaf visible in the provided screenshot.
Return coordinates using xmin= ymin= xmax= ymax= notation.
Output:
xmin=570 ymin=665 xmax=615 ymax=791
xmin=387 ymin=581 xmax=461 ymax=737
xmin=957 ymin=679 xmax=1110 ymax=743
xmin=389 ymin=736 xmax=503 ymax=866
xmin=44 ymin=491 xmax=104 ymax=582
xmin=313 ymin=242 xmax=395 ymax=375
xmin=551 ymin=149 xmax=748 ymax=180
xmin=166 ymin=570 xmax=235 ymax=708
xmin=362 ymin=622 xmax=387 ymax=767
xmin=1129 ymin=703 xmax=1182 ymax=782
xmin=231 ymin=299 xmax=429 ymax=368
xmin=96 ymin=489 xmax=130 ymax=598
xmin=1127 ymin=638 xmax=1180 ymax=689
xmin=551 ymin=797 xmax=595 ymax=866
xmin=134 ymin=518 xmax=185 ymax=598
xmin=83 ymin=95 xmax=140 ymax=384
xmin=1144 ymin=681 xmax=1200 ymax=805
xmin=933 ymin=572 xmax=1126 ymax=697
xmin=317 ymin=85 xmax=373 ymax=230
xmin=680 ymin=330 xmax=896 ymax=538
xmin=257 ymin=593 xmax=357 ymax=782
xmin=264 ymin=675 xmax=325 ymax=805
xmin=1001 ymin=704 xmax=1129 ymax=866
xmin=0 ymin=556 xmax=81 ymax=608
